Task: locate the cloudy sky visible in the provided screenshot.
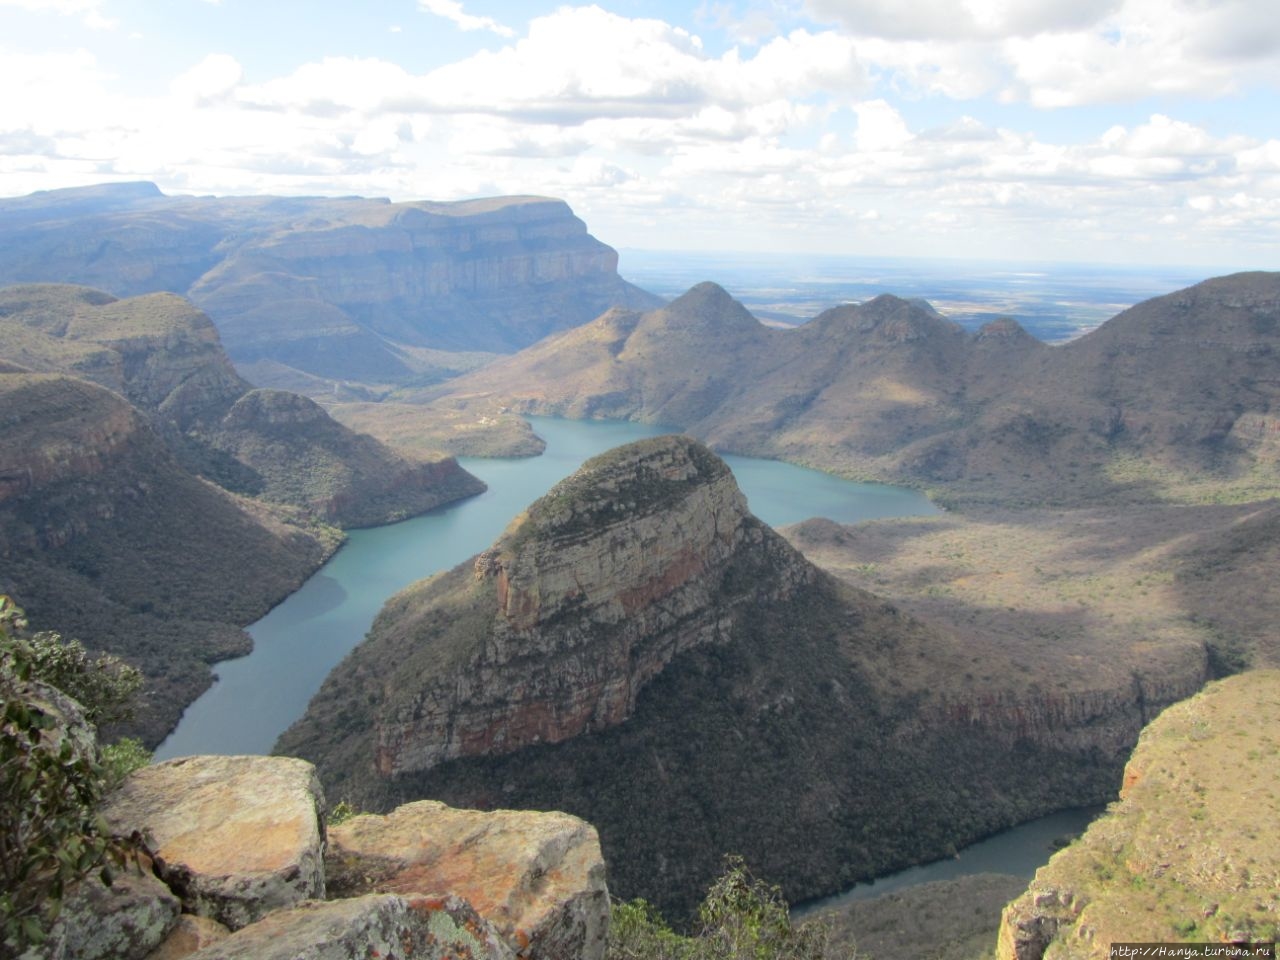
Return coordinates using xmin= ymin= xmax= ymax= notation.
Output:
xmin=2 ymin=0 xmax=1277 ymax=267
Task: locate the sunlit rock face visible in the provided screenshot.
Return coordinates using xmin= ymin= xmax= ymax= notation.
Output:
xmin=368 ymin=434 xmax=816 ymax=777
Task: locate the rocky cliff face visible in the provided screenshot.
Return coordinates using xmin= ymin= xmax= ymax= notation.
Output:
xmin=0 ymin=184 xmax=661 ymax=391
xmin=368 ymin=436 xmax=815 ymax=776
xmin=279 ymin=437 xmax=1154 ymax=923
xmin=998 ymin=670 xmax=1280 ymax=959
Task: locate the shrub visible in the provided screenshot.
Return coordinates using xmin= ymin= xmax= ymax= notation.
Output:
xmin=607 ymin=855 xmax=851 ymax=960
xmin=0 ymin=597 xmax=146 ymax=954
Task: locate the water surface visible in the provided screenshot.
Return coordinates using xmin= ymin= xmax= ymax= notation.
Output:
xmin=156 ymin=417 xmax=938 ymax=759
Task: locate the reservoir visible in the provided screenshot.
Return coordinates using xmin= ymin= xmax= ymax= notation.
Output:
xmin=156 ymin=416 xmax=939 ymax=760
xmin=154 ymin=415 xmax=1092 ymax=905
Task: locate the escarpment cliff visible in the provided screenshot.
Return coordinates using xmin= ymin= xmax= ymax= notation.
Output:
xmin=0 ymin=183 xmax=661 ymax=391
xmin=279 ymin=437 xmax=1162 ymax=923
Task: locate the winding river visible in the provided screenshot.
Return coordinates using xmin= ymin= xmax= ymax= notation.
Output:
xmin=155 ymin=416 xmax=1091 ymax=900
xmin=156 ymin=417 xmax=939 ymax=760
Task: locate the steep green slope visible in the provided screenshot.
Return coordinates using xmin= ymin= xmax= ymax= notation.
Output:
xmin=0 ymin=373 xmax=339 ymax=743
xmin=999 ymin=670 xmax=1280 ymax=958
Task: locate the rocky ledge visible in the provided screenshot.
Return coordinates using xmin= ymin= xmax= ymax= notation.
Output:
xmin=40 ymin=754 xmax=607 ymax=960
xmin=998 ymin=669 xmax=1280 ymax=959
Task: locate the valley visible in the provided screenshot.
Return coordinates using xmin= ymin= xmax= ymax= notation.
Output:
xmin=2 ymin=184 xmax=1278 ymax=958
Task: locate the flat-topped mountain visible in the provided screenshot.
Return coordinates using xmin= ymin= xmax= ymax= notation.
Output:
xmin=427 ymin=273 xmax=1280 ymax=503
xmin=0 ymin=183 xmax=661 ymax=393
xmin=278 ymin=437 xmax=1204 ymax=921
xmin=0 ymin=283 xmax=484 ymax=526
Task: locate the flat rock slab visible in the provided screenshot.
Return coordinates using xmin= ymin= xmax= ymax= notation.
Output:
xmin=328 ymin=800 xmax=608 ymax=960
xmin=185 ymin=893 xmax=513 ymax=960
xmin=104 ymin=756 xmax=326 ymax=930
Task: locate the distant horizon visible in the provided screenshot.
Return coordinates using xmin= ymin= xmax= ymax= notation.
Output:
xmin=3 ymin=1 xmax=1277 ymax=269
xmin=2 ymin=177 xmax=1259 ymax=277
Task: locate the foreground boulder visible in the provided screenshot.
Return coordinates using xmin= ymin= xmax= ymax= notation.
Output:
xmin=181 ymin=894 xmax=513 ymax=960
xmin=327 ymin=800 xmax=609 ymax=960
xmin=103 ymin=756 xmax=326 ymax=930
xmin=45 ymin=869 xmax=181 ymax=960
xmin=71 ymin=756 xmax=609 ymax=959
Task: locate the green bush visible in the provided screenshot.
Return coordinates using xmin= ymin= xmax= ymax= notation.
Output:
xmin=100 ymin=737 xmax=153 ymax=790
xmin=607 ymin=856 xmax=852 ymax=960
xmin=22 ymin=629 xmax=144 ymax=728
xmin=0 ymin=597 xmax=146 ymax=955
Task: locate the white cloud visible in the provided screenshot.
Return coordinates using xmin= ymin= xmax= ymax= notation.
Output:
xmin=171 ymin=54 xmax=242 ymax=106
xmin=804 ymin=0 xmax=1280 ymax=107
xmin=853 ymin=99 xmax=911 ymax=152
xmin=412 ymin=8 xmax=862 ymax=125
xmin=805 ymin=0 xmax=1122 ymax=40
xmin=0 ymin=4 xmax=1276 ymax=265
xmin=418 ymin=0 xmax=514 ymax=38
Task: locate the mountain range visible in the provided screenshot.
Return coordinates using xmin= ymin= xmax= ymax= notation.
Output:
xmin=422 ymin=273 xmax=1280 ymax=504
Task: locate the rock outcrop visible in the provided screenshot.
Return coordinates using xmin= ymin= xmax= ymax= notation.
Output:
xmin=367 ymin=435 xmax=814 ymax=777
xmin=0 ymin=183 xmax=662 ymax=392
xmin=103 ymin=756 xmax=328 ymax=930
xmin=52 ymin=755 xmax=608 ymax=960
xmin=997 ymin=670 xmax=1280 ymax=959
xmin=278 ymin=437 xmax=1155 ymax=923
xmin=327 ymin=801 xmax=609 ymax=960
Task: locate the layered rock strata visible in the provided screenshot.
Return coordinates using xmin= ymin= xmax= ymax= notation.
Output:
xmin=0 ymin=183 xmax=661 ymax=389
xmin=301 ymin=435 xmax=815 ymax=779
xmin=998 ymin=670 xmax=1280 ymax=959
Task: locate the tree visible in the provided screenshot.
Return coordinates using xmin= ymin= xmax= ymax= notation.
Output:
xmin=607 ymin=855 xmax=853 ymax=960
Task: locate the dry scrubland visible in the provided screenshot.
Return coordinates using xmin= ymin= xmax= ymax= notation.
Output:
xmin=784 ymin=498 xmax=1280 ymax=687
xmin=1000 ymin=670 xmax=1280 ymax=956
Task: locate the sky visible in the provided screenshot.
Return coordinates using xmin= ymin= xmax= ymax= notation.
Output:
xmin=1 ymin=0 xmax=1277 ymax=268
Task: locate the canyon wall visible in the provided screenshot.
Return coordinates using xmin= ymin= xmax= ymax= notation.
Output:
xmin=0 ymin=184 xmax=662 ymax=390
xmin=280 ymin=437 xmax=1186 ymax=923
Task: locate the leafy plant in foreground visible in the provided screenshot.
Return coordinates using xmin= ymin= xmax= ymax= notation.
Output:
xmin=0 ymin=597 xmax=147 ymax=955
xmin=607 ymin=855 xmax=854 ymax=960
